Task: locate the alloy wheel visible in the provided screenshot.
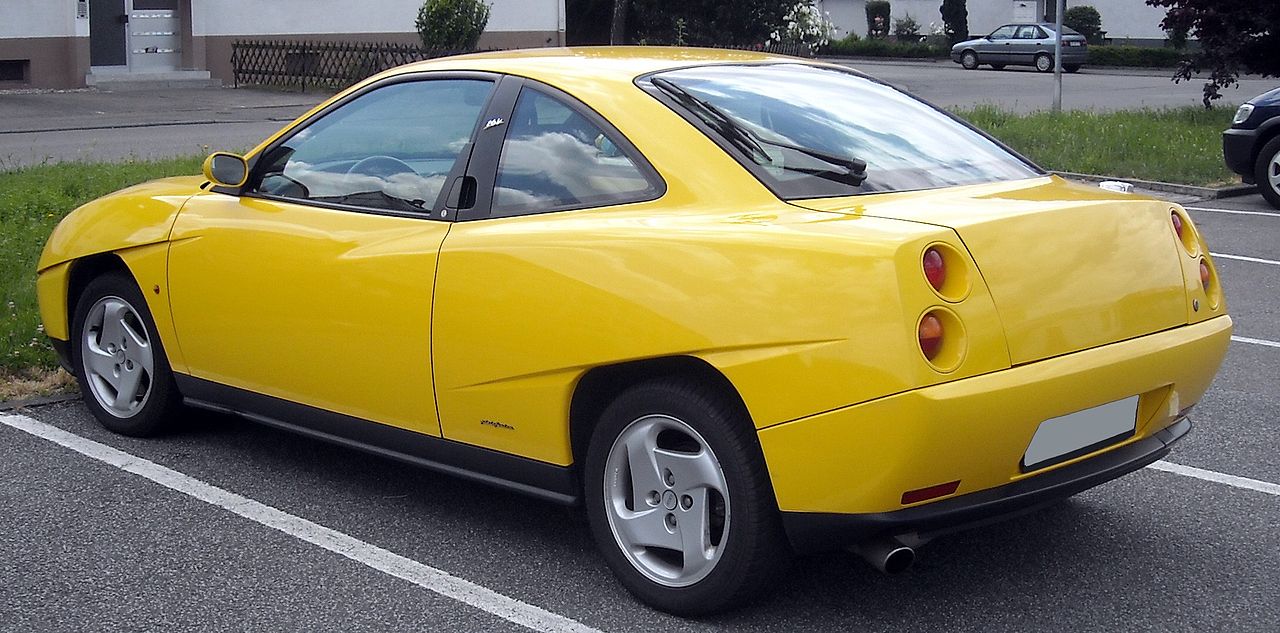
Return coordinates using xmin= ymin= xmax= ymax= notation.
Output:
xmin=81 ymin=295 xmax=154 ymax=418
xmin=602 ymin=413 xmax=730 ymax=588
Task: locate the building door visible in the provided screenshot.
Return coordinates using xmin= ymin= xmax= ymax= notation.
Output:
xmin=128 ymin=0 xmax=180 ymax=72
xmin=89 ymin=0 xmax=128 ymax=67
xmin=1013 ymin=1 xmax=1038 ymax=23
xmin=90 ymin=0 xmax=180 ymax=72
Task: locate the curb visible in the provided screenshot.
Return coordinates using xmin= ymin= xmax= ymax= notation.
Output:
xmin=0 ymin=393 xmax=79 ymax=413
xmin=1052 ymin=171 xmax=1256 ymax=199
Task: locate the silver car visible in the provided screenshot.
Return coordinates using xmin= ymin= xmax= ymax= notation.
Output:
xmin=951 ymin=23 xmax=1089 ymax=73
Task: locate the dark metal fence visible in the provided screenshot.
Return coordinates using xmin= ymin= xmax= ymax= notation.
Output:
xmin=231 ymin=40 xmax=465 ymax=91
xmin=230 ymin=39 xmax=816 ymax=92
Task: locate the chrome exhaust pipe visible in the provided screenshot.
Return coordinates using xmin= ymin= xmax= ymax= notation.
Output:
xmin=850 ymin=536 xmax=915 ymax=574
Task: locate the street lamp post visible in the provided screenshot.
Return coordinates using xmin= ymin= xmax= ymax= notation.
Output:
xmin=1053 ymin=0 xmax=1065 ymax=112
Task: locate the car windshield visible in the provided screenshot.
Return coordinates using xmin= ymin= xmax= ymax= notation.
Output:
xmin=648 ymin=64 xmax=1041 ymax=198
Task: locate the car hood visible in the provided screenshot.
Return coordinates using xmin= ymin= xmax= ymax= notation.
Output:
xmin=1248 ymin=86 xmax=1280 ymax=106
xmin=792 ymin=176 xmax=1202 ymax=365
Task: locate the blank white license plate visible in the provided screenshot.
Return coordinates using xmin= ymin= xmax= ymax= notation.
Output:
xmin=1022 ymin=396 xmax=1139 ymax=471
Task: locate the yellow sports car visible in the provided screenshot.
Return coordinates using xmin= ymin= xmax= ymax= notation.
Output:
xmin=36 ymin=48 xmax=1231 ymax=614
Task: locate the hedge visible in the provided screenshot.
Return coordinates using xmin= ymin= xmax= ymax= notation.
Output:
xmin=1087 ymin=45 xmax=1187 ymax=68
xmin=825 ymin=37 xmax=948 ymax=59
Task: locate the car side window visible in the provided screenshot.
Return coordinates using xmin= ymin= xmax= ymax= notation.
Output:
xmin=251 ymin=78 xmax=493 ymax=214
xmin=1033 ymin=26 xmax=1050 ymax=39
xmin=1016 ymin=26 xmax=1039 ymax=39
xmin=990 ymin=26 xmax=1017 ymax=40
xmin=489 ymin=87 xmax=658 ymax=218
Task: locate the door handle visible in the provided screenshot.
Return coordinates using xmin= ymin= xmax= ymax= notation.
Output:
xmin=446 ymin=176 xmax=477 ymax=210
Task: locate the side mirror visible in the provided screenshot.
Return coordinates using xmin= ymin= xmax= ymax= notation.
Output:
xmin=202 ymin=152 xmax=248 ymax=188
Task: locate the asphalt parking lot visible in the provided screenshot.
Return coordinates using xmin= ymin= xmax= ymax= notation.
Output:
xmin=4 ymin=60 xmax=1280 ymax=631
xmin=2 ymin=190 xmax=1278 ymax=632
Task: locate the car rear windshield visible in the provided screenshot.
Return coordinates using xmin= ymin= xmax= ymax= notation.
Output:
xmin=647 ymin=64 xmax=1041 ymax=198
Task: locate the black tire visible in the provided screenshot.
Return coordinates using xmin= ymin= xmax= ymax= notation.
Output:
xmin=1064 ymin=64 xmax=1082 ymax=73
xmin=1035 ymin=53 xmax=1053 ymax=72
xmin=1255 ymin=135 xmax=1280 ymax=210
xmin=960 ymin=50 xmax=979 ymax=70
xmin=991 ymin=63 xmax=1006 ymax=70
xmin=71 ymin=271 xmax=183 ymax=436
xmin=583 ymin=379 xmax=789 ymax=615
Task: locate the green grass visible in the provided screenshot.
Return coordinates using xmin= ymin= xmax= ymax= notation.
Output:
xmin=1 ymin=156 xmax=203 ymax=372
xmin=0 ymin=106 xmax=1241 ymax=373
xmin=956 ymin=106 xmax=1237 ymax=186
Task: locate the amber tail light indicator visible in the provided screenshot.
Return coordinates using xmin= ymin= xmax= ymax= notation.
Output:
xmin=918 ymin=313 xmax=944 ymax=361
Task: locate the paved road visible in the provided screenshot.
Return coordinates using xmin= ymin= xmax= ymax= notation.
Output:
xmin=2 ymin=60 xmax=1276 ymax=167
xmin=838 ymin=59 xmax=1278 ymax=113
xmin=0 ymin=87 xmax=319 ymax=169
xmin=2 ymin=192 xmax=1277 ymax=631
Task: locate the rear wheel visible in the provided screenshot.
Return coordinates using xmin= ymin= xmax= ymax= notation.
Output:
xmin=960 ymin=51 xmax=979 ymax=70
xmin=72 ymin=271 xmax=182 ymax=436
xmin=1255 ymin=136 xmax=1280 ymax=210
xmin=583 ymin=380 xmax=789 ymax=615
xmin=1035 ymin=53 xmax=1053 ymax=72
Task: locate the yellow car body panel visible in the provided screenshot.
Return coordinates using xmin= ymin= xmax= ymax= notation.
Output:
xmin=432 ymin=201 xmax=1011 ymax=465
xmin=165 ymin=193 xmax=448 ymax=436
xmin=760 ymin=315 xmax=1231 ymax=514
xmin=34 ymin=49 xmax=1232 ymax=543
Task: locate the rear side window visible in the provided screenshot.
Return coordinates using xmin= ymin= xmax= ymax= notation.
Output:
xmin=490 ymin=87 xmax=659 ymax=217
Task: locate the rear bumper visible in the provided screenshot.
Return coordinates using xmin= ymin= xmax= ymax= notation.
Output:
xmin=782 ymin=417 xmax=1189 ymax=553
xmin=1223 ymin=127 xmax=1259 ymax=181
xmin=758 ymin=316 xmax=1231 ymax=552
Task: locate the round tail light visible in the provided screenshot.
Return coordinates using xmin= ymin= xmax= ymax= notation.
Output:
xmin=1171 ymin=212 xmax=1184 ymax=237
xmin=923 ymin=248 xmax=946 ymax=291
xmin=1200 ymin=259 xmax=1212 ymax=289
xmin=918 ymin=313 xmax=944 ymax=360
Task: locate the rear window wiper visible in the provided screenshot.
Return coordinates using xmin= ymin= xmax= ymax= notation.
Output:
xmin=649 ymin=76 xmax=867 ymax=187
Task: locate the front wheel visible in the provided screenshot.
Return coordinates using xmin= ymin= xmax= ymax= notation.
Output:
xmin=960 ymin=51 xmax=979 ymax=70
xmin=1255 ymin=136 xmax=1280 ymax=209
xmin=1035 ymin=53 xmax=1053 ymax=72
xmin=72 ymin=271 xmax=182 ymax=436
xmin=583 ymin=380 xmax=789 ymax=615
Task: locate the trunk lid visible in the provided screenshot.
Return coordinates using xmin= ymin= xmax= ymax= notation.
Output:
xmin=794 ymin=176 xmax=1189 ymax=365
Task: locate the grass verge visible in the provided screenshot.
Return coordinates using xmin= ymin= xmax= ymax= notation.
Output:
xmin=956 ymin=106 xmax=1236 ymax=186
xmin=0 ymin=106 xmax=1241 ymax=382
xmin=1 ymin=156 xmax=203 ymax=378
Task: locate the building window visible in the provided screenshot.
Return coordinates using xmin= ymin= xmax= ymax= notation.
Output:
xmin=0 ymin=60 xmax=31 ymax=83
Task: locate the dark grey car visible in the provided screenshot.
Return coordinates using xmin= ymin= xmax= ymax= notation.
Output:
xmin=951 ymin=23 xmax=1089 ymax=73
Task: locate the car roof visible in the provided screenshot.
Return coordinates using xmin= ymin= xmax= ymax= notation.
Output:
xmin=379 ymin=46 xmax=801 ymax=90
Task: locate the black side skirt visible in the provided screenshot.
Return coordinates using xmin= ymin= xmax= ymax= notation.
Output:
xmin=781 ymin=417 xmax=1191 ymax=554
xmin=173 ymin=374 xmax=580 ymax=505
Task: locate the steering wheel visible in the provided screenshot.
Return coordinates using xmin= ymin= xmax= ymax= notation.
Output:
xmin=345 ymin=155 xmax=416 ymax=178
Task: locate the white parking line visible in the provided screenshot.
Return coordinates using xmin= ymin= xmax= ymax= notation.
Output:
xmin=1148 ymin=461 xmax=1280 ymax=497
xmin=1211 ymin=252 xmax=1280 ymax=266
xmin=1232 ymin=335 xmax=1280 ymax=349
xmin=0 ymin=413 xmax=600 ymax=633
xmin=1185 ymin=206 xmax=1279 ymax=218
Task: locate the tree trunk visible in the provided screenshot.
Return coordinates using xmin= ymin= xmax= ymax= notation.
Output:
xmin=610 ymin=0 xmax=629 ymax=45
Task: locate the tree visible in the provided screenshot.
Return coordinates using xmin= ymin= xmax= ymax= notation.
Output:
xmin=415 ymin=0 xmax=490 ymax=50
xmin=628 ymin=0 xmax=793 ymax=46
xmin=1146 ymin=0 xmax=1280 ymax=107
xmin=939 ymin=0 xmax=968 ymax=45
xmin=1063 ymin=5 xmax=1104 ymax=45
xmin=865 ymin=1 xmax=890 ymax=39
xmin=611 ymin=0 xmax=629 ymax=44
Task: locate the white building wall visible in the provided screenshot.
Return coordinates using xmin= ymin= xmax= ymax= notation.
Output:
xmin=1071 ymin=0 xmax=1171 ymax=41
xmin=0 ymin=1 xmax=82 ymax=39
xmin=192 ymin=0 xmax=562 ymax=36
xmin=818 ymin=0 xmax=866 ymax=39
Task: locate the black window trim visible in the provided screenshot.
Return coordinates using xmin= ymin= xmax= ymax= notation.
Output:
xmin=217 ymin=70 xmax=508 ymax=222
xmin=460 ymin=76 xmax=667 ymax=222
xmin=635 ymin=62 xmax=1046 ymax=202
